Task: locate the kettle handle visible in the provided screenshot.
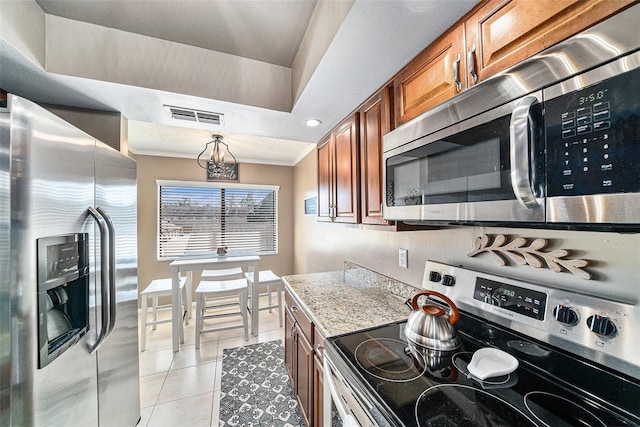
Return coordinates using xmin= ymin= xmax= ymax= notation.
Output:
xmin=410 ymin=290 xmax=460 ymax=325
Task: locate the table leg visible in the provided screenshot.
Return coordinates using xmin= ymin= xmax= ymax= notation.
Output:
xmin=185 ymin=271 xmax=193 ymax=323
xmin=171 ymin=268 xmax=180 ymax=352
xmin=251 ymin=264 xmax=259 ymax=336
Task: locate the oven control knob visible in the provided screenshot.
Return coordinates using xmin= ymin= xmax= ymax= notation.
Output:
xmin=441 ymin=274 xmax=456 ymax=287
xmin=553 ymin=305 xmax=579 ymax=326
xmin=587 ymin=314 xmax=617 ymax=337
xmin=429 ymin=271 xmax=442 ymax=283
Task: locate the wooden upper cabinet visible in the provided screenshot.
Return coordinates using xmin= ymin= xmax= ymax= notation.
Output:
xmin=316 ymin=113 xmax=360 ymax=223
xmin=317 ymin=137 xmax=333 ymax=221
xmin=394 ymin=0 xmax=635 ymax=124
xmin=333 ymin=114 xmax=360 ymax=223
xmin=360 ymin=87 xmax=394 ymax=225
xmin=465 ymin=0 xmax=636 ymax=86
xmin=394 ymin=25 xmax=466 ymax=126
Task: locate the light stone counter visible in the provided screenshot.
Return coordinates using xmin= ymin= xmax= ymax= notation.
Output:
xmin=282 ymin=262 xmax=420 ymax=338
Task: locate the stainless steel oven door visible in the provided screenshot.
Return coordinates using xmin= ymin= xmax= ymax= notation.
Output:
xmin=324 ymin=353 xmax=378 ymax=427
xmin=383 ymin=92 xmax=544 ymax=224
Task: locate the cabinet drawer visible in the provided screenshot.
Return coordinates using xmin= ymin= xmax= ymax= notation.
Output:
xmin=285 ymin=291 xmax=314 ymax=342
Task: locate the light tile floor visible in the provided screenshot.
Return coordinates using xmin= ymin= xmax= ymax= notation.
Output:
xmin=137 ymin=297 xmax=286 ymax=427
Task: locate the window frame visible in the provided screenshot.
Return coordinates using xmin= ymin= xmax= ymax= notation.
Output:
xmin=156 ymin=179 xmax=280 ymax=261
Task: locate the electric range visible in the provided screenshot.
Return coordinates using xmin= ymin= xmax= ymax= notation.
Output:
xmin=324 ymin=261 xmax=640 ymax=427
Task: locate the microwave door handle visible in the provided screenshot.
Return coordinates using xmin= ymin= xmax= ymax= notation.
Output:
xmin=509 ymin=96 xmax=540 ymax=208
xmin=97 ymin=207 xmax=117 ymax=336
xmin=87 ymin=207 xmax=110 ymax=354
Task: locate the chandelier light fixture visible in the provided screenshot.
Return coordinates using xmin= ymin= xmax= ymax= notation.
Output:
xmin=197 ymin=134 xmax=238 ymax=181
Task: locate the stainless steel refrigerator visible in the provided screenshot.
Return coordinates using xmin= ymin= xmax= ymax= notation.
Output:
xmin=0 ymin=94 xmax=140 ymax=426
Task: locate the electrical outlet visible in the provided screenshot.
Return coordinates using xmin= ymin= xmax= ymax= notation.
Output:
xmin=399 ymin=248 xmax=408 ymax=268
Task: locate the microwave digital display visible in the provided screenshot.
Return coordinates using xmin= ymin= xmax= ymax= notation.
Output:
xmin=545 ymin=67 xmax=640 ymax=197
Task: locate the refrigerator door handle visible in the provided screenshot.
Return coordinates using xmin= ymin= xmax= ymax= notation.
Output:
xmin=88 ymin=207 xmax=110 ymax=354
xmin=97 ymin=207 xmax=117 ymax=336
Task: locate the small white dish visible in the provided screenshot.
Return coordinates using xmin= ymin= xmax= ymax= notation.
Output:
xmin=467 ymin=347 xmax=519 ymax=380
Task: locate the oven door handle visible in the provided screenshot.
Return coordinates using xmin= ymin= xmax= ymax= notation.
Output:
xmin=509 ymin=95 xmax=541 ymax=209
xmin=324 ymin=356 xmax=354 ymax=423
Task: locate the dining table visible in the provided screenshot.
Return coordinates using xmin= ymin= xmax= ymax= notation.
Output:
xmin=169 ymin=250 xmax=260 ymax=352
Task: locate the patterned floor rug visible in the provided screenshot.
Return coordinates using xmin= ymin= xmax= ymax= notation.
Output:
xmin=219 ymin=340 xmax=304 ymax=427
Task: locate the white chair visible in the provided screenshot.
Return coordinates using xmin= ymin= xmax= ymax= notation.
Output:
xmin=140 ymin=276 xmax=187 ymax=352
xmin=200 ymin=267 xmax=243 ymax=281
xmin=198 ymin=267 xmax=245 ymax=313
xmin=195 ymin=278 xmax=249 ymax=348
xmin=244 ymin=270 xmax=283 ymax=328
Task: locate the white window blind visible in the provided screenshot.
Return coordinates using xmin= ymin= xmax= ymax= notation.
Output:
xmin=157 ymin=181 xmax=278 ymax=260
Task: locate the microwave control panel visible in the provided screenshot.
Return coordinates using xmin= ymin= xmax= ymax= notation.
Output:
xmin=545 ymin=66 xmax=640 ymax=197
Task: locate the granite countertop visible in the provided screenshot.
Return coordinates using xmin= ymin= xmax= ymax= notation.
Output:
xmin=282 ymin=269 xmax=413 ymax=338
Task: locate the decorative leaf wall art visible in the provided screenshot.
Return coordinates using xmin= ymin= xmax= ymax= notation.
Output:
xmin=467 ymin=234 xmax=591 ymax=280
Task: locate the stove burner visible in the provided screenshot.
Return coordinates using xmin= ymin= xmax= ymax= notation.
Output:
xmin=354 ymin=338 xmax=426 ymax=382
xmin=452 ymin=352 xmax=517 ymax=388
xmin=415 ymin=384 xmax=538 ymax=427
xmin=524 ymin=391 xmax=607 ymax=427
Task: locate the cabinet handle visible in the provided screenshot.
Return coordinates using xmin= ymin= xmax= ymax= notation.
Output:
xmin=316 ymin=344 xmax=324 ymax=357
xmin=453 ymin=53 xmax=462 ymax=92
xmin=468 ymin=44 xmax=478 ymax=84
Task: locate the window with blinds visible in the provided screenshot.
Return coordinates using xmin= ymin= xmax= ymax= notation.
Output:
xmin=157 ymin=181 xmax=278 ymax=260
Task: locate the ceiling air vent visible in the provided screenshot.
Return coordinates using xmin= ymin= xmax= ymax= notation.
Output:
xmin=164 ymin=105 xmax=224 ymax=126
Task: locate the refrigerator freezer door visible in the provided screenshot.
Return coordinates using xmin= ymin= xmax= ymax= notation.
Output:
xmin=6 ymin=95 xmax=99 ymax=426
xmin=94 ymin=140 xmax=140 ymax=426
xmin=0 ymin=96 xmax=11 ymax=426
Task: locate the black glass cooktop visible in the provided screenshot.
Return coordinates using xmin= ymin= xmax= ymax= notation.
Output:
xmin=327 ymin=312 xmax=640 ymax=427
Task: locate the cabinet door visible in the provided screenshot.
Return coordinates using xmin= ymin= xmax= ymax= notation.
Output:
xmin=394 ymin=25 xmax=466 ymax=126
xmin=465 ymin=0 xmax=635 ymax=86
xmin=317 ymin=137 xmax=333 ymax=222
xmin=284 ymin=306 xmax=295 ymax=381
xmin=313 ymin=354 xmax=324 ymax=427
xmin=333 ymin=113 xmax=360 ymax=223
xmin=296 ymin=328 xmax=314 ymax=426
xmin=360 ymin=88 xmax=393 ymax=225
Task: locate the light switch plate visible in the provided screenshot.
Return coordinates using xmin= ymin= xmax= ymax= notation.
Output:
xmin=399 ymin=248 xmax=408 ymax=268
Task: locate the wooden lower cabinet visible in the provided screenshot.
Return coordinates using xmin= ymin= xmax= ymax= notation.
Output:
xmin=285 ymin=294 xmax=319 ymax=426
xmin=312 ymin=330 xmax=325 ymax=427
xmin=296 ymin=326 xmax=314 ymax=425
xmin=284 ymin=306 xmax=295 ymax=382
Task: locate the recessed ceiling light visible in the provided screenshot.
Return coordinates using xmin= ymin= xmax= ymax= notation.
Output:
xmin=305 ymin=119 xmax=322 ymax=127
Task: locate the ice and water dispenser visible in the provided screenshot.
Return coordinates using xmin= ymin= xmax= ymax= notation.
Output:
xmin=37 ymin=234 xmax=89 ymax=368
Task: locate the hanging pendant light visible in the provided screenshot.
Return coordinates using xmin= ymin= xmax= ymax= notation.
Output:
xmin=197 ymin=134 xmax=238 ymax=181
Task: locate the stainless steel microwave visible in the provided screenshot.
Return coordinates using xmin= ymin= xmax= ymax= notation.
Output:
xmin=383 ymin=7 xmax=640 ymax=230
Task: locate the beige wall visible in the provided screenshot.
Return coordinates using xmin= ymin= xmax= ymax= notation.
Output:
xmin=291 ymin=0 xmax=355 ymax=105
xmin=293 ymin=150 xmax=640 ymax=303
xmin=134 ymin=154 xmax=294 ymax=299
